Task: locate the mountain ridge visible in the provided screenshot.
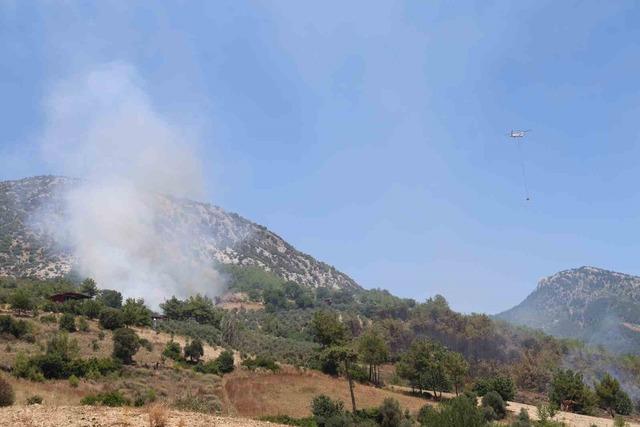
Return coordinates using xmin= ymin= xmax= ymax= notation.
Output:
xmin=0 ymin=175 xmax=360 ymax=292
xmin=497 ymin=265 xmax=640 ymax=353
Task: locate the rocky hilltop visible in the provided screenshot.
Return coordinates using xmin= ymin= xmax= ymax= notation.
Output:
xmin=0 ymin=176 xmax=360 ymax=291
xmin=497 ymin=266 xmax=640 ymax=353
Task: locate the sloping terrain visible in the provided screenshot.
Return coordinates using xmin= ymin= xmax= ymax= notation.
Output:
xmin=0 ymin=176 xmax=359 ymax=291
xmin=222 ymin=368 xmax=430 ymax=418
xmin=498 ymin=266 xmax=640 ymax=353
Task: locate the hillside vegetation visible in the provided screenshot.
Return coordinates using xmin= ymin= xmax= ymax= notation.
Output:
xmin=2 ymin=268 xmax=640 ymax=426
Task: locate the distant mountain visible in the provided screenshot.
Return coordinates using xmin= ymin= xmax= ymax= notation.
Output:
xmin=0 ymin=176 xmax=360 ymax=291
xmin=497 ymin=266 xmax=640 ymax=353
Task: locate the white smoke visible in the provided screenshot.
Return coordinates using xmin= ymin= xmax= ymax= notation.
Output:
xmin=38 ymin=62 xmax=224 ymax=308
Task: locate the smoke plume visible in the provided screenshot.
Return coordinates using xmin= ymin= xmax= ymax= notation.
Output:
xmin=37 ymin=62 xmax=224 ymax=308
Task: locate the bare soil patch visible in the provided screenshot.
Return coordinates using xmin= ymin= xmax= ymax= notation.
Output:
xmin=0 ymin=405 xmax=284 ymax=427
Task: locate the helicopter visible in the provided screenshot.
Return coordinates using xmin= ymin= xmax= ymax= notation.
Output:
xmin=507 ymin=129 xmax=531 ymax=201
xmin=508 ymin=129 xmax=530 ymax=138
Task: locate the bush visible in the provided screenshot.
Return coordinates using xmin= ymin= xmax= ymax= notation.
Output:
xmin=134 ymin=389 xmax=157 ymax=407
xmin=193 ymin=360 xmax=220 ymax=375
xmin=59 ymin=313 xmax=77 ymax=332
xmin=473 ymin=375 xmax=515 ymax=401
xmin=112 ymin=328 xmax=140 ymax=364
xmin=9 ymin=289 xmax=34 ymax=314
xmin=311 ymin=394 xmax=345 ymax=427
xmin=510 ymin=408 xmax=533 ymax=427
xmin=549 ymin=369 xmax=594 ymax=414
xmin=81 ymin=390 xmax=129 ymax=407
xmin=162 ymin=341 xmax=182 ymax=361
xmin=481 ymin=391 xmax=506 ymax=420
xmin=0 ymin=376 xmax=14 ymax=407
xmin=122 ymin=298 xmax=152 ymax=327
xmin=39 ymin=314 xmax=57 ymax=324
xmin=184 ymin=339 xmax=204 ymax=363
xmin=139 ymin=338 xmax=153 ymax=352
xmin=78 ymin=317 xmax=90 ymax=332
xmin=99 ymin=308 xmax=125 ymax=330
xmin=26 ymin=395 xmax=43 ymax=405
xmin=614 ymin=415 xmax=629 ymax=427
xmin=172 ymin=390 xmax=220 ymax=414
xmin=615 ymin=390 xmax=633 ymax=416
xmin=0 ymin=315 xmax=31 ymax=339
xmin=379 ymin=398 xmax=403 ymax=427
xmin=216 ymin=350 xmax=235 ymax=374
xmin=417 ymin=396 xmax=485 ymax=427
xmin=242 ymin=355 xmax=279 ymax=372
xmin=69 ymin=374 xmax=79 ymax=388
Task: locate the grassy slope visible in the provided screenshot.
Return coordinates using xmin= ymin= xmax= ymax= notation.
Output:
xmin=0 ymin=311 xmax=429 ymax=417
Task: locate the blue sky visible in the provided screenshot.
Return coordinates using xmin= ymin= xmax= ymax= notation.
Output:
xmin=2 ymin=1 xmax=640 ymax=313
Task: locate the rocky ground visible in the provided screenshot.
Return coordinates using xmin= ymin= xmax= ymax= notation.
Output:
xmin=0 ymin=405 xmax=284 ymax=427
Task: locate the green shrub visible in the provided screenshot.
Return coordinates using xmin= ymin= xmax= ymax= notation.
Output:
xmin=39 ymin=314 xmax=57 ymax=324
xmin=9 ymin=289 xmax=34 ymax=314
xmin=0 ymin=376 xmax=14 ymax=407
xmin=242 ymin=355 xmax=279 ymax=372
xmin=418 ymin=396 xmax=485 ymax=427
xmin=26 ymin=395 xmax=43 ymax=405
xmin=0 ymin=315 xmax=31 ymax=339
xmin=99 ymin=308 xmax=125 ymax=330
xmin=473 ymin=375 xmax=515 ymax=401
xmin=510 ymin=408 xmax=533 ymax=427
xmin=112 ymin=328 xmax=140 ymax=365
xmin=615 ymin=390 xmax=633 ymax=416
xmin=595 ymin=373 xmax=633 ymax=416
xmin=184 ymin=338 xmax=204 ymax=362
xmin=311 ymin=395 xmax=345 ymax=427
xmin=193 ymin=360 xmax=220 ymax=375
xmin=481 ymin=391 xmax=506 ymax=420
xmin=59 ymin=313 xmax=76 ymax=332
xmin=215 ymin=350 xmax=235 ymax=374
xmin=162 ymin=341 xmax=182 ymax=361
xmin=379 ymin=398 xmax=403 ymax=427
xmin=81 ymin=390 xmax=129 ymax=407
xmin=68 ymin=374 xmax=79 ymax=388
xmin=133 ymin=388 xmax=157 ymax=407
xmin=614 ymin=415 xmax=629 ymax=427
xmin=549 ymin=369 xmax=594 ymax=414
xmin=78 ymin=317 xmax=90 ymax=332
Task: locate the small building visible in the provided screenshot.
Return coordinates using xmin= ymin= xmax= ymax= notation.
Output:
xmin=48 ymin=292 xmax=92 ymax=304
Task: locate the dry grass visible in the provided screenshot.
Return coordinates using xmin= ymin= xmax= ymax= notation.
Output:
xmin=0 ymin=405 xmax=287 ymax=427
xmin=148 ymin=403 xmax=168 ymax=427
xmin=222 ymin=366 xmax=432 ymax=418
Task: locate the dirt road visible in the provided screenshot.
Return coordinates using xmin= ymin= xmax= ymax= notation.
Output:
xmin=386 ymin=385 xmax=638 ymax=427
